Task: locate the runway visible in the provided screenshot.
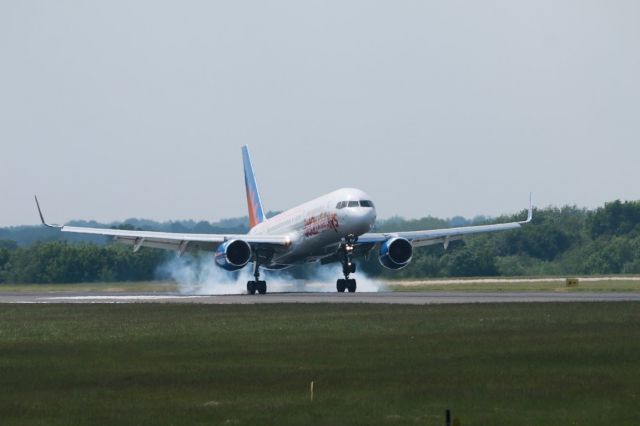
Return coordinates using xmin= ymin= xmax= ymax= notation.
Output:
xmin=2 ymin=291 xmax=640 ymax=304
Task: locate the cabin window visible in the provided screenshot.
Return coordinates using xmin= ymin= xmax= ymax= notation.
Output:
xmin=347 ymin=201 xmax=359 ymax=208
xmin=359 ymin=200 xmax=374 ymax=208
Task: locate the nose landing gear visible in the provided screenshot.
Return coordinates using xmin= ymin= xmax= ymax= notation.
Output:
xmin=337 ymin=235 xmax=357 ymax=293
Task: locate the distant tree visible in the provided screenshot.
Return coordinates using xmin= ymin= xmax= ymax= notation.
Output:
xmin=3 ymin=242 xmax=167 ymax=284
xmin=376 ymin=216 xmax=449 ymax=233
xmin=588 ymin=200 xmax=640 ymax=238
xmin=443 ymin=248 xmax=498 ymax=277
xmin=112 ymin=224 xmax=138 ymax=231
xmin=0 ymin=248 xmax=10 ymax=283
xmin=0 ymin=240 xmax=18 ymax=250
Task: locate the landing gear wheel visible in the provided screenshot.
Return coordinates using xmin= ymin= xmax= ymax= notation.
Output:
xmin=338 ymin=235 xmax=358 ymax=293
xmin=249 ymin=259 xmax=268 ymax=295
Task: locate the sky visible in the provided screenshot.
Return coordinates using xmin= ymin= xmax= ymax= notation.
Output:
xmin=1 ymin=1 xmax=639 ymax=227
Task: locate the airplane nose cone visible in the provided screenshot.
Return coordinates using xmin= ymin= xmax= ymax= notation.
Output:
xmin=355 ymin=206 xmax=376 ymax=232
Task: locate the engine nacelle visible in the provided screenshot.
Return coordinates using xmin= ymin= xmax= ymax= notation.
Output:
xmin=379 ymin=237 xmax=413 ymax=270
xmin=215 ymin=239 xmax=252 ymax=271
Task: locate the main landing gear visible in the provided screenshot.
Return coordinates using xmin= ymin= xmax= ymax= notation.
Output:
xmin=247 ymin=261 xmax=266 ymax=295
xmin=337 ymin=235 xmax=357 ymax=293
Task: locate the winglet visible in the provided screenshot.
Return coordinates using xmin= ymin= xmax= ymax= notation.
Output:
xmin=34 ymin=195 xmax=62 ymax=228
xmin=519 ymin=192 xmax=533 ymax=224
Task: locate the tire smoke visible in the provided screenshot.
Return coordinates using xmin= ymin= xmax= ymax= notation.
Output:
xmin=157 ymin=254 xmax=387 ymax=295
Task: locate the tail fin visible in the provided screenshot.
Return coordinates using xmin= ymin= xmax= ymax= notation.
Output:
xmin=242 ymin=145 xmax=266 ymax=229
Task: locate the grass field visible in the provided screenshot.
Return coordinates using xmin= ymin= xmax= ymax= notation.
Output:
xmin=0 ymin=276 xmax=640 ymax=293
xmin=4 ymin=277 xmax=640 ymax=294
xmin=1 ymin=303 xmax=639 ymax=425
xmin=387 ymin=278 xmax=640 ymax=293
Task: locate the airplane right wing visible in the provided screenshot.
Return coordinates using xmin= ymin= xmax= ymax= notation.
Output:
xmin=357 ymin=194 xmax=533 ymax=249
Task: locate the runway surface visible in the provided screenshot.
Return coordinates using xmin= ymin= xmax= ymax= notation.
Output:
xmin=2 ymin=291 xmax=640 ymax=304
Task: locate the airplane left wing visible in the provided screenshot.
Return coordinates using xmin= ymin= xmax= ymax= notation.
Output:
xmin=34 ymin=196 xmax=290 ymax=254
xmin=60 ymin=226 xmax=289 ymax=253
xmin=357 ymin=194 xmax=533 ymax=249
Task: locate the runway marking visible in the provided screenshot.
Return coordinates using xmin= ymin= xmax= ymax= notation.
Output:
xmin=41 ymin=295 xmax=201 ymax=301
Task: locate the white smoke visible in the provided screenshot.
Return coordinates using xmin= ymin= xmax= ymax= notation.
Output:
xmin=158 ymin=254 xmax=387 ymax=295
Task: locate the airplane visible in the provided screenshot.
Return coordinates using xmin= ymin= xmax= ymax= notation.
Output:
xmin=35 ymin=145 xmax=532 ymax=295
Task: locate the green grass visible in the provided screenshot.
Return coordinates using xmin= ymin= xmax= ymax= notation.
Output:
xmin=388 ymin=279 xmax=640 ymax=292
xmin=1 ymin=303 xmax=639 ymax=425
xmin=4 ymin=277 xmax=640 ymax=294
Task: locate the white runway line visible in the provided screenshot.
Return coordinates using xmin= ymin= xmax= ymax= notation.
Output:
xmin=40 ymin=295 xmax=201 ymax=301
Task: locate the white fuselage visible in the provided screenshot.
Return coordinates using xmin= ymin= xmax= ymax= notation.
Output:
xmin=249 ymin=188 xmax=376 ymax=267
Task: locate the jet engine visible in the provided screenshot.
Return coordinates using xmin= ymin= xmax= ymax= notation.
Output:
xmin=214 ymin=240 xmax=252 ymax=271
xmin=379 ymin=237 xmax=413 ymax=270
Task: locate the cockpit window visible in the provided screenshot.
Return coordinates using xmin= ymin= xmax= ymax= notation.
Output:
xmin=338 ymin=200 xmax=374 ymax=208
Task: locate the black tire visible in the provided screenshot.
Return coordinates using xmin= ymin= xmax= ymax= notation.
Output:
xmin=347 ymin=279 xmax=357 ymax=293
xmin=257 ymin=281 xmax=267 ymax=295
xmin=336 ymin=279 xmax=346 ymax=292
xmin=247 ymin=281 xmax=257 ymax=295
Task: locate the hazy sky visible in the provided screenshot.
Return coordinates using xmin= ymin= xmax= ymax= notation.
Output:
xmin=1 ymin=1 xmax=639 ymax=227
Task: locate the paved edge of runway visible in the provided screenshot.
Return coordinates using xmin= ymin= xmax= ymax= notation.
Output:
xmin=2 ymin=291 xmax=640 ymax=304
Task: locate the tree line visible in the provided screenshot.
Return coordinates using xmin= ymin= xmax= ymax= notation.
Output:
xmin=0 ymin=241 xmax=166 ymax=284
xmin=2 ymin=200 xmax=640 ymax=284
